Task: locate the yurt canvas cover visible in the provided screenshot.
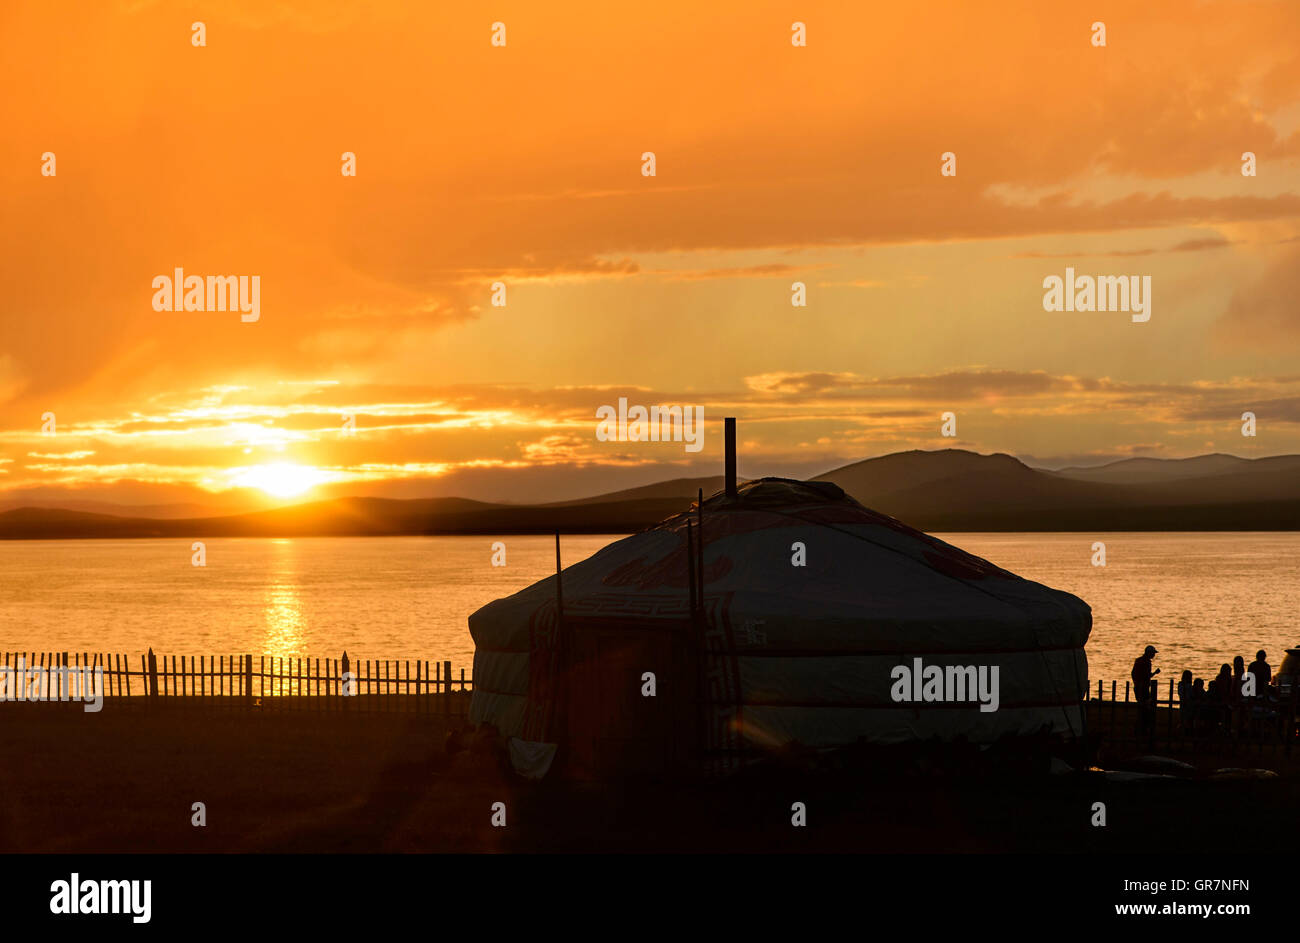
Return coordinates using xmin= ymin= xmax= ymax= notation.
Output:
xmin=469 ymin=478 xmax=1090 ymax=776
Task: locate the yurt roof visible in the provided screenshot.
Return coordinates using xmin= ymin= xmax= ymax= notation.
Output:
xmin=468 ymin=477 xmax=1091 ymax=655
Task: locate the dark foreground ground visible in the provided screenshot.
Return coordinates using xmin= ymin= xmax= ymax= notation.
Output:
xmin=1 ymin=699 xmax=1294 ymax=853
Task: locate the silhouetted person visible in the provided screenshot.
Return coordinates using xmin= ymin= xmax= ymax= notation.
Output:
xmin=1178 ymin=669 xmax=1196 ymax=734
xmin=1243 ymin=650 xmax=1274 ymax=738
xmin=1132 ymin=645 xmax=1159 ymax=735
xmin=1232 ymin=655 xmax=1248 ymax=733
xmin=1192 ymin=677 xmax=1207 ymax=733
xmin=1208 ymin=664 xmax=1232 ymax=701
xmin=1207 ymin=663 xmax=1233 ymax=734
xmin=1249 ymin=650 xmax=1271 ymax=691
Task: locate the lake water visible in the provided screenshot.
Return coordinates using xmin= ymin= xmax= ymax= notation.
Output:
xmin=1 ymin=533 xmax=1297 ymax=685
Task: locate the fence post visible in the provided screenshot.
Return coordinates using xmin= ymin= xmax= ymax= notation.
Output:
xmin=1284 ymin=676 xmax=1294 ymax=759
xmin=244 ymin=654 xmax=253 ymax=704
xmin=341 ymin=651 xmax=350 ymax=708
xmin=443 ymin=659 xmax=452 ymax=715
xmin=147 ymin=648 xmax=159 ymax=698
xmin=1167 ymin=678 xmax=1174 ymax=742
xmin=1148 ymin=680 xmax=1157 ymax=749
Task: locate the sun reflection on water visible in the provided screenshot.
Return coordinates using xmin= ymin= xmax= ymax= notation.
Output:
xmin=262 ymin=540 xmax=304 ymax=695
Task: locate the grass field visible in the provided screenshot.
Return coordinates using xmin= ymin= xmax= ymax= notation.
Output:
xmin=2 ymin=698 xmax=1294 ymax=853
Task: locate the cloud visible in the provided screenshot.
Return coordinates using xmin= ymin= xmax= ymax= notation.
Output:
xmin=745 ymin=372 xmax=861 ymax=394
xmin=744 ymin=369 xmax=1073 ymax=400
xmin=3 ymin=368 xmax=1300 ymax=501
xmin=1213 ymin=246 xmax=1300 ymax=349
xmin=1011 ymin=236 xmax=1236 ymax=259
xmin=0 ymin=355 xmax=28 ymax=406
xmin=651 ymin=263 xmax=824 ymax=281
xmin=4 ymin=0 xmax=1299 ymax=415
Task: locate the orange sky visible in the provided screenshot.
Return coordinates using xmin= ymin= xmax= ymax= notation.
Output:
xmin=1 ymin=0 xmax=1299 ymax=508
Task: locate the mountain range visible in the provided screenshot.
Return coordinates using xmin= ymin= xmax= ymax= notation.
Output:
xmin=2 ymin=450 xmax=1299 ymax=538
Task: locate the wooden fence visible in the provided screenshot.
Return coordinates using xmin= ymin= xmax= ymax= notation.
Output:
xmin=0 ymin=649 xmax=472 ymax=714
xmin=1086 ymin=676 xmax=1299 ymax=759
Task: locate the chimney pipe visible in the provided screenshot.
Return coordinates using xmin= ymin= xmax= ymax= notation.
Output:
xmin=724 ymin=417 xmax=737 ymax=498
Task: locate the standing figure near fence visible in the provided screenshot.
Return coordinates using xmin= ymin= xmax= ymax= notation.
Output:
xmin=1207 ymin=663 xmax=1233 ymax=735
xmin=1131 ymin=645 xmax=1160 ymax=735
xmin=1191 ymin=678 xmax=1208 ymax=734
xmin=1249 ymin=650 xmax=1271 ymax=690
xmin=1245 ymin=649 xmax=1274 ymax=738
xmin=1177 ymin=669 xmax=1197 ymax=734
xmin=1231 ymin=655 xmax=1248 ymax=735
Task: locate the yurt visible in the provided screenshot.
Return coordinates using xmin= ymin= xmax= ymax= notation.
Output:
xmin=469 ymin=422 xmax=1091 ymax=779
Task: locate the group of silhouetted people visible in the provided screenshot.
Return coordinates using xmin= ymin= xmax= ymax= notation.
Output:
xmin=1140 ymin=646 xmax=1277 ymax=738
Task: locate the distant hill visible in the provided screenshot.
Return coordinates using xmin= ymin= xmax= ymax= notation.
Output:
xmin=544 ymin=475 xmax=726 ymax=506
xmin=815 ymin=450 xmax=1300 ymax=530
xmin=3 ymin=450 xmax=1300 ymax=538
xmin=0 ymin=495 xmax=686 ymax=539
xmin=1050 ymin=453 xmax=1257 ymax=485
xmin=0 ymin=499 xmax=226 ymax=519
xmin=0 ymin=485 xmax=268 ymax=519
xmin=815 ymin=449 xmax=1039 ymax=503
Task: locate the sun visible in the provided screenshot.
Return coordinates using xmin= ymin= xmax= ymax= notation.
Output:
xmin=230 ymin=463 xmax=328 ymax=498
